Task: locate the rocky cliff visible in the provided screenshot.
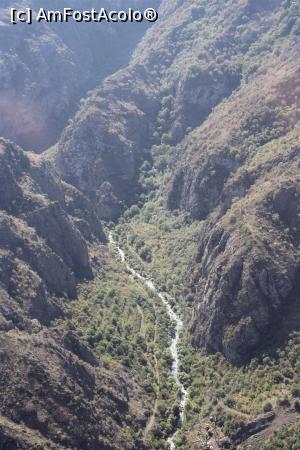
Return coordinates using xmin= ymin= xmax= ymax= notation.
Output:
xmin=163 ymin=2 xmax=300 ymax=363
xmin=0 ymin=139 xmax=149 ymax=449
xmin=0 ymin=0 xmax=159 ymax=151
xmin=54 ymin=0 xmax=300 ymax=364
xmin=0 ymin=327 xmax=148 ymax=450
xmin=55 ymin=64 xmax=161 ymax=219
xmin=1 ymin=0 xmax=300 ymax=446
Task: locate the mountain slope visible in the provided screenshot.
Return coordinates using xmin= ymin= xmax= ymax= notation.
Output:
xmin=54 ymin=0 xmax=300 ymax=363
xmin=0 ymin=139 xmax=151 ymax=449
xmin=0 ymin=0 xmax=159 ymax=151
xmin=167 ymin=43 xmax=300 ymax=363
xmin=0 ymin=0 xmax=300 ymax=448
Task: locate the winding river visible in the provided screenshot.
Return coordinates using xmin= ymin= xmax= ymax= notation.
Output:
xmin=109 ymin=233 xmax=188 ymax=449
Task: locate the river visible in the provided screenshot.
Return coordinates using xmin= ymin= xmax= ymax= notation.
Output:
xmin=108 ymin=232 xmax=188 ymax=449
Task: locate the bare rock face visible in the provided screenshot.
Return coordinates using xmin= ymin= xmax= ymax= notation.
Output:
xmin=54 ymin=0 xmax=291 ymax=223
xmin=169 ymin=45 xmax=300 ymax=363
xmin=166 ymin=36 xmax=300 ymax=219
xmin=0 ymin=3 xmax=163 ymax=447
xmin=0 ymin=329 xmax=148 ymax=450
xmin=192 ymin=174 xmax=300 ymax=364
xmin=25 ymin=202 xmax=92 ymax=280
xmin=54 ymin=0 xmax=243 ymax=219
xmin=0 ymin=215 xmax=74 ymax=324
xmin=55 ymin=65 xmax=161 ymax=219
xmin=0 ymin=138 xmax=150 ymax=449
xmin=0 ymin=0 xmax=160 ymax=152
xmin=170 ymin=66 xmax=241 ymax=142
xmin=52 ymin=0 xmax=300 ymax=367
xmin=0 ymin=138 xmax=104 ymax=324
xmin=167 ymin=153 xmax=238 ymax=219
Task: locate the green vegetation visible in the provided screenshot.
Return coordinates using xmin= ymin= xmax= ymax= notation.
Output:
xmin=57 ymin=0 xmax=300 ymax=447
xmin=116 ymin=60 xmax=300 ymax=450
xmin=56 ymin=241 xmax=182 ymax=448
xmin=262 ymin=421 xmax=300 ymax=450
xmin=115 ymin=208 xmax=202 ymax=318
xmin=172 ymin=331 xmax=300 ymax=448
xmin=2 ymin=0 xmax=300 ymax=448
xmin=65 ymin=0 xmax=300 ymax=446
xmin=112 ymin=149 xmax=300 ymax=448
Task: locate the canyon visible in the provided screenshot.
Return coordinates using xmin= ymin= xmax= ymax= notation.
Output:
xmin=0 ymin=0 xmax=299 ymax=449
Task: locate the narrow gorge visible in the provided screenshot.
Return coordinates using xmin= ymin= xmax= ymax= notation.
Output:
xmin=109 ymin=231 xmax=188 ymax=449
xmin=0 ymin=0 xmax=299 ymax=449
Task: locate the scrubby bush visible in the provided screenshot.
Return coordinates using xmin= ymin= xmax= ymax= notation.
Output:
xmin=263 ymin=402 xmax=273 ymax=413
xmin=292 ymin=386 xmax=300 ymax=398
xmin=139 ymin=246 xmax=152 ymax=262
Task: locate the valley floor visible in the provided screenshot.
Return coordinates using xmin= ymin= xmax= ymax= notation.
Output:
xmin=110 ymin=199 xmax=300 ymax=450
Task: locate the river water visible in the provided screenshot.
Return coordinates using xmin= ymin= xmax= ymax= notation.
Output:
xmin=108 ymin=233 xmax=188 ymax=449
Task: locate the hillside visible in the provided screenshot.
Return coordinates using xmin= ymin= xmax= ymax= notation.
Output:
xmin=53 ymin=0 xmax=300 ymax=447
xmin=0 ymin=0 xmax=159 ymax=151
xmin=0 ymin=139 xmax=153 ymax=449
xmin=55 ymin=0 xmax=300 ymax=361
xmin=168 ymin=44 xmax=300 ymax=365
xmin=0 ymin=0 xmax=299 ymax=449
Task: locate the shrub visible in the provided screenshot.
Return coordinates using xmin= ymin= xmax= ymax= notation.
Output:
xmin=276 ymin=396 xmax=290 ymax=407
xmin=263 ymin=402 xmax=273 ymax=413
xmin=273 ymin=371 xmax=284 ymax=384
xmin=161 ymin=95 xmax=173 ymax=107
xmin=161 ymin=133 xmax=172 ymax=144
xmin=292 ymin=386 xmax=300 ymax=398
xmin=295 ymin=400 xmax=300 ymax=412
xmin=139 ymin=246 xmax=152 ymax=262
xmin=224 ymin=397 xmax=236 ymax=408
xmin=124 ymin=205 xmax=140 ymax=219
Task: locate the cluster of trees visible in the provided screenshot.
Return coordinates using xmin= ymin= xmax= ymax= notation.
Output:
xmin=174 ymin=331 xmax=300 ymax=448
xmin=262 ymin=421 xmax=300 ymax=450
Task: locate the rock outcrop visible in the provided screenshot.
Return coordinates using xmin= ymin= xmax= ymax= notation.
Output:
xmin=55 ymin=65 xmax=161 ymax=219
xmin=0 ymin=138 xmax=104 ymax=309
xmin=1 ymin=3 xmax=299 ymax=448
xmin=54 ymin=0 xmax=296 ymax=222
xmin=0 ymin=328 xmax=148 ymax=450
xmin=166 ymin=35 xmax=300 ymax=363
xmin=0 ymin=138 xmax=150 ymax=449
xmin=54 ymin=0 xmax=300 ymax=364
xmin=0 ymin=0 xmax=160 ymax=151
